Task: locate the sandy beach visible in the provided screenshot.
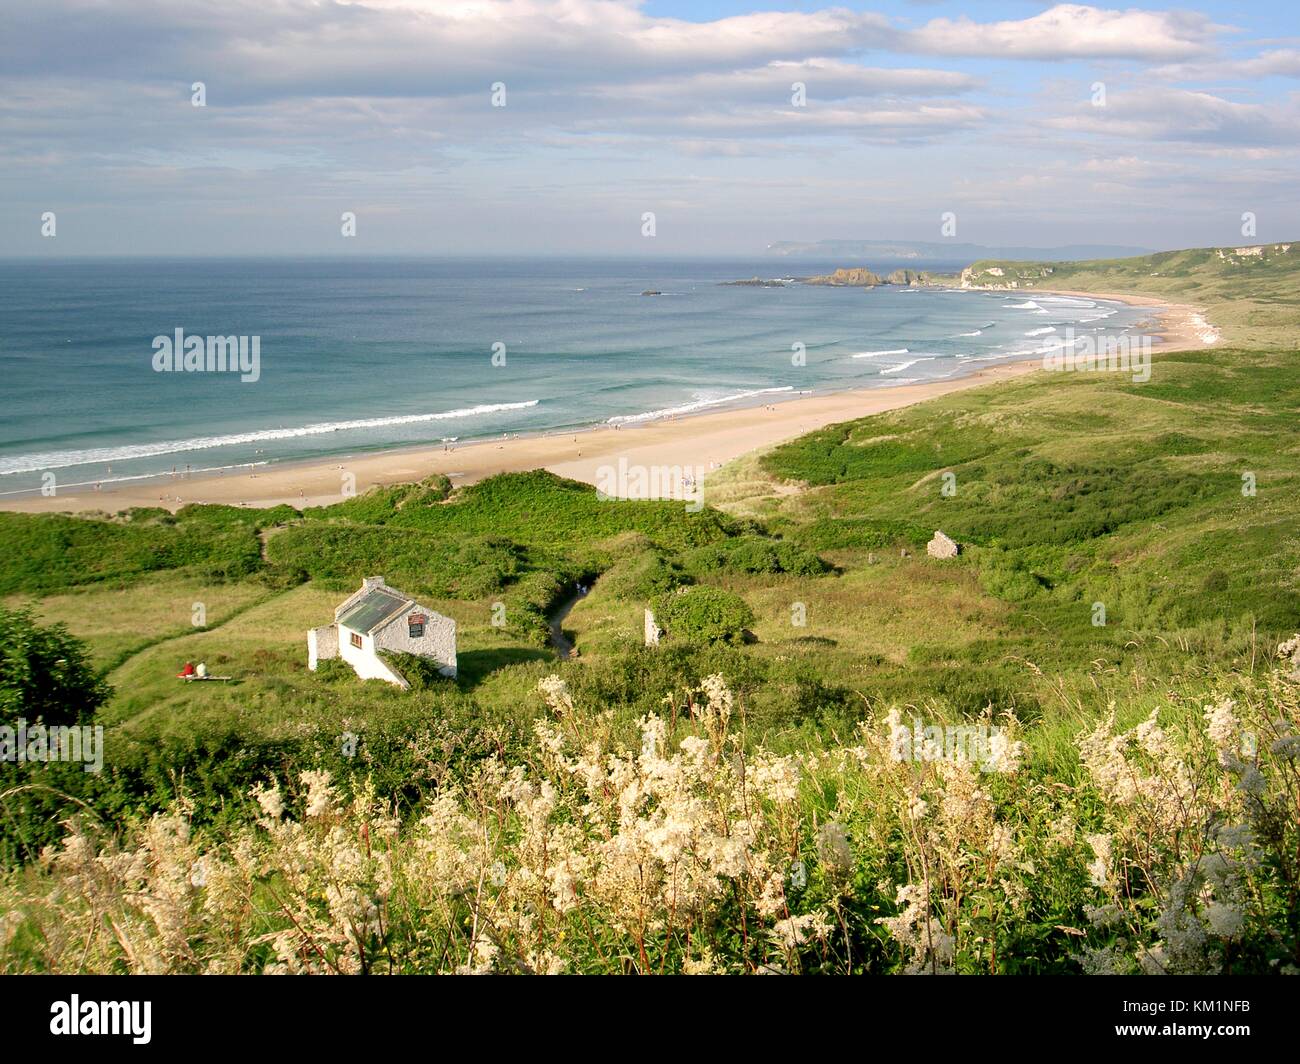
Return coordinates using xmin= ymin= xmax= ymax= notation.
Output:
xmin=1025 ymin=289 xmax=1221 ymax=347
xmin=3 ymin=289 xmax=1215 ymax=516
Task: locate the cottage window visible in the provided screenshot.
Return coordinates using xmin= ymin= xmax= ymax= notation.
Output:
xmin=350 ymin=632 xmax=363 ymax=648
xmin=409 ymin=622 xmax=425 ymax=638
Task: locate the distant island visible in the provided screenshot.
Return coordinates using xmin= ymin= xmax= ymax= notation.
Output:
xmin=724 ymin=267 xmax=932 ymax=289
xmin=804 ymin=267 xmax=932 ymax=287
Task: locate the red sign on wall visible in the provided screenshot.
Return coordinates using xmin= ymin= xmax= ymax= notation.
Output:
xmin=408 ymin=614 xmax=427 ymax=626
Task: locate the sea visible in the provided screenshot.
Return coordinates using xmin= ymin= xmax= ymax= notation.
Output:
xmin=0 ymin=257 xmax=1156 ymax=498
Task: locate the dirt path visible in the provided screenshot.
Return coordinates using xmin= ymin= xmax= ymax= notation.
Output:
xmin=548 ymin=583 xmax=593 ymax=658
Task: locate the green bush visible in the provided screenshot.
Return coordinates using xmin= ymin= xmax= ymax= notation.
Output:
xmin=0 ymin=509 xmax=264 ymax=595
xmin=684 ymin=535 xmax=830 ymax=577
xmin=977 ymin=549 xmax=1049 ymax=602
xmin=651 ymin=586 xmax=755 ymax=646
xmin=785 ymin=517 xmax=930 ymax=552
xmin=0 ymin=607 xmax=111 ymax=727
xmin=310 ymin=658 xmax=355 ymax=683
xmin=502 ymin=568 xmax=589 ymax=646
xmin=382 ymin=652 xmax=454 ymax=690
xmin=600 ymin=552 xmax=693 ymax=600
xmin=320 ymin=470 xmax=741 ymax=552
xmin=266 ymin=525 xmax=524 ymax=599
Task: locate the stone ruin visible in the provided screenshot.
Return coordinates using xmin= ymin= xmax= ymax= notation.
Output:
xmin=644 ymin=608 xmax=662 ymax=647
xmin=926 ymin=530 xmax=960 ymax=559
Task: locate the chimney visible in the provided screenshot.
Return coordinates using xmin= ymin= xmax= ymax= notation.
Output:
xmin=362 ymin=576 xmax=385 ymax=589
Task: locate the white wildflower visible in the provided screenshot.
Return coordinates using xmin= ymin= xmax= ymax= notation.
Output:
xmin=1086 ymin=833 xmax=1113 ymax=890
xmin=1203 ymin=699 xmax=1239 ymax=764
xmin=299 ymin=770 xmax=336 ymax=819
xmin=984 ymin=729 xmax=1024 ymax=774
xmin=1205 ymin=902 xmax=1244 ymax=940
xmin=251 ymin=781 xmax=284 ymax=820
xmin=537 ymin=674 xmax=574 ymax=715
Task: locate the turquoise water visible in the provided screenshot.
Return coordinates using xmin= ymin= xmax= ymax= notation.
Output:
xmin=0 ymin=257 xmax=1152 ymax=496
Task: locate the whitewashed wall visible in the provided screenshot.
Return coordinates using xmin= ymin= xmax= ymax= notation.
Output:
xmin=307 ymin=624 xmax=339 ymax=670
xmin=373 ymin=612 xmax=457 ymax=677
xmin=340 ymin=629 xmax=409 ymax=688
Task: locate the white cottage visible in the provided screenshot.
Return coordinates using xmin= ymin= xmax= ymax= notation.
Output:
xmin=308 ymin=577 xmax=456 ymax=688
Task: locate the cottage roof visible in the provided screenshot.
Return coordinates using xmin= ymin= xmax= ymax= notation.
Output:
xmin=338 ymin=586 xmax=411 ymax=635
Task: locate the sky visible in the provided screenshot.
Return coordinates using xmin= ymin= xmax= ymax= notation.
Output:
xmin=2 ymin=0 xmax=1299 ymax=257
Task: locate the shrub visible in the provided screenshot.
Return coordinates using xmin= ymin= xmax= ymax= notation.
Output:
xmin=977 ymin=549 xmax=1048 ymax=602
xmin=783 ymin=517 xmax=930 ymax=552
xmin=1203 ymin=569 xmax=1230 ymax=593
xmin=7 ymin=659 xmax=1297 ymax=974
xmin=652 ymin=586 xmax=754 ymax=646
xmin=600 ymin=552 xmax=693 ymax=600
xmin=266 ymin=525 xmax=524 ymax=600
xmin=0 ymin=509 xmax=264 ymax=595
xmin=684 ymin=536 xmax=830 ymax=577
xmin=0 ymin=607 xmax=110 ymax=727
xmin=381 ymin=652 xmax=453 ymax=690
xmin=310 ymin=658 xmax=355 ymax=684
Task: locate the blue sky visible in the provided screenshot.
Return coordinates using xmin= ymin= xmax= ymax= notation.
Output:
xmin=3 ymin=1 xmax=1298 ymax=257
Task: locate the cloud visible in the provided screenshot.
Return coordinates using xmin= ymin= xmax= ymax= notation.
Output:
xmin=1045 ymin=87 xmax=1300 ymax=148
xmin=0 ymin=0 xmax=897 ymax=102
xmin=607 ymin=60 xmax=981 ymax=105
xmin=2 ymin=0 xmax=1297 ymax=254
xmin=0 ymin=1 xmax=990 ymax=168
xmin=908 ymin=3 xmax=1224 ymax=61
xmin=1155 ymin=48 xmax=1300 ymax=82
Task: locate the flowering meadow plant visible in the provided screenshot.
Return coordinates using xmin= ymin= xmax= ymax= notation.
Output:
xmin=3 ymin=647 xmax=1298 ymax=975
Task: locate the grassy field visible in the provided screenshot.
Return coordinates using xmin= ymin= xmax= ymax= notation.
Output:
xmin=4 ymin=574 xmax=274 ymax=670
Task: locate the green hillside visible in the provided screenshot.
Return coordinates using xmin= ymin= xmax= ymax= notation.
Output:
xmin=957 ymin=240 xmax=1300 ymax=347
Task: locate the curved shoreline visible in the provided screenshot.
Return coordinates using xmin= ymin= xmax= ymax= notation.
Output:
xmin=0 ymin=291 xmax=1213 ymax=516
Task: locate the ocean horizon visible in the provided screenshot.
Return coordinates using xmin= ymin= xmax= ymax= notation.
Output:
xmin=0 ymin=256 xmax=1153 ymax=497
